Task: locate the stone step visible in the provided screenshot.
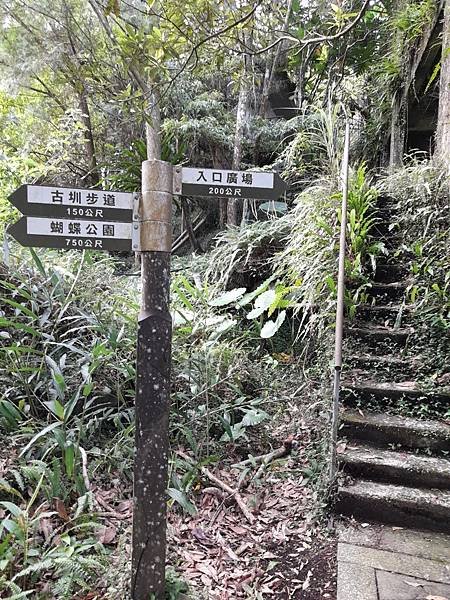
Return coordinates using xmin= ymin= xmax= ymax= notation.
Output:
xmin=346 ymin=354 xmax=418 ymax=371
xmin=355 ymin=303 xmax=412 ymax=323
xmin=337 ymin=479 xmax=450 ymax=532
xmin=376 ymin=196 xmax=397 ymax=209
xmin=374 ymin=263 xmax=408 ymax=283
xmin=339 ymin=443 xmax=450 ymax=489
xmin=345 ymin=356 xmax=422 ymax=380
xmin=342 ymin=380 xmax=450 ymax=404
xmin=341 ymin=410 xmax=450 ymax=452
xmin=346 ymin=325 xmax=411 ymax=347
xmin=367 ymin=281 xmax=408 ymax=301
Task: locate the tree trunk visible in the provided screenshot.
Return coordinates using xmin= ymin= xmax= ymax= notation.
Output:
xmin=228 ymin=32 xmax=252 ymax=226
xmin=259 ymin=0 xmax=294 ymax=117
xmin=436 ymin=0 xmax=450 ymax=168
xmin=181 ymin=198 xmax=203 ymax=252
xmin=389 ymin=91 xmax=406 ymax=170
xmin=78 ymin=91 xmax=99 ymax=186
xmin=145 ymin=87 xmax=161 ymax=161
xmin=63 ymin=6 xmax=99 ymax=187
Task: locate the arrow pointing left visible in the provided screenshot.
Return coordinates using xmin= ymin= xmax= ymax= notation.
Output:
xmin=8 ymin=184 xmax=134 ymax=222
xmin=7 ymin=216 xmax=136 ymax=252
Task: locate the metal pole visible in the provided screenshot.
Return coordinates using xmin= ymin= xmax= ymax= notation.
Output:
xmin=330 ymin=120 xmax=350 ymax=483
xmin=131 ymin=159 xmax=173 ymax=599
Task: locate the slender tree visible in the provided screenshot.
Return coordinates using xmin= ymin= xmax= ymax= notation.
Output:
xmin=436 ymin=0 xmax=450 ymax=168
xmin=228 ymin=29 xmax=252 ymax=226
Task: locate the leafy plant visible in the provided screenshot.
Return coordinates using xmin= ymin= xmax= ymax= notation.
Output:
xmin=380 ymin=159 xmax=450 ymax=329
xmin=392 ymin=0 xmax=435 ymax=42
xmin=0 ymin=466 xmax=104 ymax=599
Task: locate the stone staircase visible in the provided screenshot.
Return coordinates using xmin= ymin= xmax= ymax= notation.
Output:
xmin=336 ymin=196 xmax=450 ymax=533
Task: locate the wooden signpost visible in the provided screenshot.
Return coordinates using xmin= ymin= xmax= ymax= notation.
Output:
xmin=7 ymin=166 xmax=287 ymax=599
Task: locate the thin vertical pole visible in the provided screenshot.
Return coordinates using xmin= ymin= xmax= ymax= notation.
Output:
xmin=330 ymin=120 xmax=350 ymax=483
xmin=132 ymin=160 xmax=173 ymax=599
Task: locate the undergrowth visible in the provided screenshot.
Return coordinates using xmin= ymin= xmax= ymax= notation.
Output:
xmin=0 ymin=111 xmax=383 ymax=597
xmin=380 ymin=159 xmax=450 ymax=329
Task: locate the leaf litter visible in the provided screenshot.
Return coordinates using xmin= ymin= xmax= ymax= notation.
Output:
xmin=167 ymin=429 xmax=337 ymax=599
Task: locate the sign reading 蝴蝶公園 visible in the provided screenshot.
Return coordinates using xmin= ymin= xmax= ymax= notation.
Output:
xmin=7 ymin=216 xmax=136 ymax=251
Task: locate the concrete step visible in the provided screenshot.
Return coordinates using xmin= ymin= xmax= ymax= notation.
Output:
xmin=367 ymin=281 xmax=408 ymax=301
xmin=342 ymin=380 xmax=450 ymax=404
xmin=376 ymin=196 xmax=397 ymax=209
xmin=346 ymin=325 xmax=411 ymax=347
xmin=341 ymin=410 xmax=450 ymax=452
xmin=342 ymin=380 xmax=450 ymax=415
xmin=339 ymin=443 xmax=450 ymax=489
xmin=337 ymin=479 xmax=450 ymax=532
xmin=355 ymin=303 xmax=412 ymax=325
xmin=345 ymin=354 xmax=419 ymax=373
xmin=374 ymin=263 xmax=408 ymax=283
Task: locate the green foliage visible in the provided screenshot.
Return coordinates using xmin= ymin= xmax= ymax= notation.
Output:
xmin=165 ymin=567 xmax=190 ymax=599
xmin=392 ymin=0 xmax=435 ymax=42
xmin=0 ymin=251 xmax=137 ymax=482
xmin=281 ymin=107 xmax=346 ymax=183
xmin=380 ymin=159 xmax=450 ymax=329
xmin=171 ymin=271 xmax=275 ymax=455
xmin=343 ymin=163 xmax=380 ymax=279
xmin=0 ymin=466 xmax=105 ymax=599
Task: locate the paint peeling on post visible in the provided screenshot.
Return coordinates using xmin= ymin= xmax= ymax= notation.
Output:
xmin=131 ymin=159 xmax=173 ymax=599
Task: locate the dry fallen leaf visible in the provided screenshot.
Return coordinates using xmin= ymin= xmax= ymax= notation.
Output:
xmin=54 ymin=498 xmax=69 ymax=522
xmin=302 ymin=570 xmax=312 ymax=590
xmin=39 ymin=517 xmax=54 ymax=542
xmin=116 ymin=499 xmax=132 ymax=513
xmin=404 ymin=580 xmax=423 ymax=588
xmin=97 ymin=524 xmax=117 ymax=544
xmin=336 ymin=442 xmax=347 ymax=454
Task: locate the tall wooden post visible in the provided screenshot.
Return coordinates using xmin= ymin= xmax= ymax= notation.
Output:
xmin=131 ymin=159 xmax=173 ymax=599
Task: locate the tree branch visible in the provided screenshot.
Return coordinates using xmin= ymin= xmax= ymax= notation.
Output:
xmin=249 ymin=0 xmax=372 ymax=57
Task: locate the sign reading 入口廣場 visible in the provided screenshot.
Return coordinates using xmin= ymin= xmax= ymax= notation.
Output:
xmin=180 ymin=167 xmax=287 ymax=200
xmin=8 ymin=185 xmax=133 ymax=221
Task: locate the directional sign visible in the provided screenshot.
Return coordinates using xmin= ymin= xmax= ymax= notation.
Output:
xmin=8 ymin=185 xmax=133 ymax=221
xmin=181 ymin=167 xmax=287 ymax=200
xmin=7 ymin=216 xmax=136 ymax=252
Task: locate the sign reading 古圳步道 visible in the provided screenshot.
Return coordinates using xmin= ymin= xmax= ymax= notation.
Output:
xmin=8 ymin=185 xmax=134 ymax=221
xmin=180 ymin=167 xmax=287 ymax=200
